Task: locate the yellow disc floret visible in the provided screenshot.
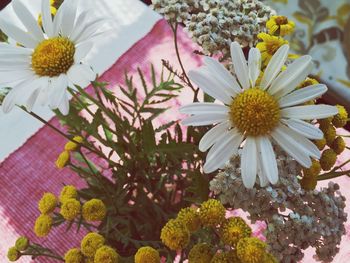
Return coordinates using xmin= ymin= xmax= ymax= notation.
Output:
xmin=34 ymin=214 xmax=52 ymax=237
xmin=332 ymin=105 xmax=348 ymax=128
xmin=230 ymin=88 xmax=280 ymax=136
xmin=134 ymin=246 xmax=160 ymax=263
xmin=177 ymin=207 xmax=201 ymax=232
xmin=331 ymin=136 xmax=346 ymax=154
xmin=188 ymin=243 xmax=214 ymax=263
xmin=236 ymin=237 xmax=267 ymax=263
xmin=81 ymin=233 xmax=105 ymax=257
xmin=60 ymin=198 xmax=81 ymax=221
xmin=320 ymin=149 xmax=337 ymax=171
xmin=160 ymin=219 xmax=190 ymax=250
xmin=32 ymin=37 xmax=75 ymax=77
xmin=60 ymin=185 xmax=78 ymax=203
xmin=266 ymin=16 xmax=295 ymax=36
xmin=220 ymin=217 xmax=252 ymax=246
xmin=7 ymin=247 xmax=20 ymax=262
xmin=94 ymin=246 xmax=119 ymax=263
xmin=38 ymin=192 xmax=57 ymax=214
xmin=64 ymin=248 xmax=83 ymax=263
xmin=82 ymin=199 xmax=107 ymax=222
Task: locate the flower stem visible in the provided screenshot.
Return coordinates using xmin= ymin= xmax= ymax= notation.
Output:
xmin=317 ymin=169 xmax=350 ymax=181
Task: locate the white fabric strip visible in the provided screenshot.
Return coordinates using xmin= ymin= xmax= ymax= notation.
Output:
xmin=0 ymin=0 xmax=161 ymax=162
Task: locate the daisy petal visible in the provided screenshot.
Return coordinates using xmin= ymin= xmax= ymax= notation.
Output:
xmin=282 ymin=119 xmax=323 ymax=140
xmin=67 ymin=64 xmax=95 ymax=88
xmin=203 ymin=56 xmax=241 ymax=95
xmin=188 ymin=69 xmax=233 ymax=104
xmin=257 ymin=137 xmax=278 ymax=184
xmin=281 ymin=105 xmax=338 ymax=120
xmin=12 ymin=0 xmax=44 ymax=41
xmin=25 ymin=88 xmax=41 ymax=112
xmin=41 ymin=0 xmax=54 ymax=37
xmin=49 ymin=74 xmax=68 ymax=109
xmin=73 ymin=19 xmax=107 ymax=44
xmin=0 ymin=18 xmax=37 ymax=48
xmin=181 ymin=114 xmax=228 ymax=126
xmin=204 ymin=130 xmax=243 ymax=173
xmin=74 ymin=42 xmax=93 ymax=62
xmin=199 ymin=120 xmax=230 ymax=152
xmin=57 ymin=92 xmax=70 ymax=115
xmin=248 ymin=48 xmax=261 ymax=87
xmin=179 ymin=103 xmax=229 ymax=115
xmin=269 ymin=55 xmax=313 ymax=97
xmin=257 ymin=154 xmax=269 ymax=187
xmin=241 ymin=137 xmax=258 ymax=188
xmin=0 ymin=70 xmax=34 ymax=86
xmin=230 ymin=42 xmax=250 ymax=89
xmin=60 ymin=0 xmax=78 ymax=37
xmin=69 ymin=10 xmax=94 ymax=42
xmin=278 ymin=84 xmax=327 ymax=108
xmin=260 ymin=44 xmax=289 ymax=90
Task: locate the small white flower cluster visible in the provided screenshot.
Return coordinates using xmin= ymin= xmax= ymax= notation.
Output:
xmin=151 ymin=0 xmax=200 ymax=23
xmin=210 ymin=148 xmax=347 ymax=262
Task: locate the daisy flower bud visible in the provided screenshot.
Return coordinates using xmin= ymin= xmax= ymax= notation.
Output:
xmin=7 ymin=247 xmax=20 ymax=262
xmin=15 ymin=237 xmax=29 ymax=251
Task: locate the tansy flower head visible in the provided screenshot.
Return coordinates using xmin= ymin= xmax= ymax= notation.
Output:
xmin=15 ymin=237 xmax=29 ymax=251
xmin=318 ymin=116 xmax=333 ymax=127
xmin=160 ymin=219 xmax=190 ymax=250
xmin=81 ymin=233 xmax=105 ymax=257
xmin=320 ymin=124 xmax=336 ymax=145
xmin=313 ymin=138 xmax=326 ymax=150
xmin=7 ymin=247 xmax=20 ymax=262
xmin=134 ymin=246 xmax=160 ymax=263
xmin=220 ymin=217 xmax=252 ymax=246
xmin=94 ymin=246 xmax=119 ymax=263
xmin=199 ymin=199 xmax=226 ymax=227
xmin=177 ymin=207 xmax=201 ymax=232
xmin=188 ymin=243 xmax=214 ymax=263
xmin=64 ymin=136 xmax=84 ymax=151
xmin=331 ymin=136 xmax=346 ymax=154
xmin=236 ymin=237 xmax=267 ymax=263
xmin=266 ymin=15 xmax=295 ymax=36
xmin=56 ymin=150 xmax=70 ymax=169
xmin=64 ymin=248 xmax=83 ymax=263
xmin=34 ymin=214 xmax=52 ymax=237
xmin=332 ymin=105 xmax=348 ymax=128
xmin=60 ymin=198 xmax=81 ymax=221
xmin=302 ymin=159 xmax=321 ymax=178
xmin=38 ymin=192 xmax=57 ymax=214
xmin=60 ymin=185 xmax=78 ymax=203
xmin=264 ymin=253 xmax=278 ymax=263
xmin=256 ymin=33 xmax=288 ymax=65
xmin=320 ymin=149 xmax=337 ymax=171
xmin=300 ymin=174 xmax=317 ymax=190
xmin=211 ymin=251 xmax=240 ymax=263
xmin=82 ymin=199 xmax=106 ymax=222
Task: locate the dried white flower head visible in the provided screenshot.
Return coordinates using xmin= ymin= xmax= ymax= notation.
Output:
xmin=151 ymin=0 xmax=200 ymax=23
xmin=210 ymin=147 xmax=347 ymax=262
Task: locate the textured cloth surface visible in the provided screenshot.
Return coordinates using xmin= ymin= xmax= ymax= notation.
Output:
xmin=1 ymin=19 xmax=350 ymax=263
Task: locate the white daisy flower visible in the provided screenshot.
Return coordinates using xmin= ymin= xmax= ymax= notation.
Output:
xmin=180 ymin=42 xmax=338 ymax=188
xmin=0 ymin=0 xmax=107 ymax=115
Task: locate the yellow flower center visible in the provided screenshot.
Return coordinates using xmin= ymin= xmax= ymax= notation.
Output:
xmin=31 ymin=37 xmax=75 ymax=77
xmin=230 ymin=88 xmax=280 ymax=136
xmin=275 ymin=16 xmax=288 ymax=25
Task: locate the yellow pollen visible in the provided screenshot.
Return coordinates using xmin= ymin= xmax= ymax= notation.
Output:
xmin=230 ymin=88 xmax=280 ymax=136
xmin=31 ymin=37 xmax=75 ymax=77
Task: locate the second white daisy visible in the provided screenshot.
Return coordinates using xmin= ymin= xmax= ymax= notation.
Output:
xmin=180 ymin=42 xmax=338 ymax=188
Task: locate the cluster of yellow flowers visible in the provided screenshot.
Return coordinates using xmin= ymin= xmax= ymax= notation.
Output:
xmin=7 ymin=237 xmax=29 ymax=262
xmin=56 ymin=136 xmax=84 ymax=169
xmin=37 ymin=0 xmax=63 ymax=27
xmin=160 ymin=199 xmax=276 ymax=263
xmin=34 ymin=185 xmax=107 ymax=237
xmin=301 ymin=104 xmax=348 ymax=190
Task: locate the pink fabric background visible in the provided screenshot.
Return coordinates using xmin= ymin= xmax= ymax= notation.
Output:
xmin=0 ymin=19 xmax=349 ymax=262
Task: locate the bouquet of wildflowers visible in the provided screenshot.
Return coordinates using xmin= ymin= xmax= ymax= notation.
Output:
xmin=1 ymin=0 xmax=349 ymax=262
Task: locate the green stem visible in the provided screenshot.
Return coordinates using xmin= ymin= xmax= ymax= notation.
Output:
xmin=21 ymin=252 xmax=64 ymax=261
xmin=317 ymin=169 xmax=350 ymax=181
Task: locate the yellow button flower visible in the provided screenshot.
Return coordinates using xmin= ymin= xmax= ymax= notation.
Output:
xmin=199 ymin=199 xmax=226 ymax=227
xmin=55 ymin=150 xmax=70 ymax=169
xmin=236 ymin=237 xmax=268 ymax=263
xmin=220 ymin=217 xmax=252 ymax=247
xmin=60 ymin=198 xmax=81 ymax=221
xmin=320 ymin=124 xmax=336 ymax=146
xmin=64 ymin=248 xmax=83 ymax=263
xmin=81 ymin=233 xmax=105 ymax=257
xmin=331 ymin=136 xmax=346 ymax=154
xmin=82 ymin=199 xmax=107 ymax=222
xmin=211 ymin=251 xmax=240 ymax=263
xmin=177 ymin=207 xmax=201 ymax=232
xmin=38 ymin=192 xmax=57 ymax=214
xmin=94 ymin=246 xmax=119 ymax=263
xmin=15 ymin=237 xmax=29 ymax=251
xmin=313 ymin=138 xmax=326 ymax=151
xmin=300 ymin=174 xmax=317 ymax=190
xmin=160 ymin=219 xmax=190 ymax=250
xmin=65 ymin=136 xmax=84 ymax=151
xmin=7 ymin=247 xmax=20 ymax=262
xmin=256 ymin=33 xmax=288 ymax=66
xmin=134 ymin=246 xmax=160 ymax=263
xmin=188 ymin=243 xmax=214 ymax=263
xmin=302 ymin=159 xmax=321 ymax=178
xmin=59 ymin=185 xmax=78 ymax=203
xmin=332 ymin=105 xmax=348 ymax=128
xmin=34 ymin=214 xmax=52 ymax=237
xmin=320 ymin=149 xmax=337 ymax=171
xmin=266 ymin=15 xmax=295 ymax=36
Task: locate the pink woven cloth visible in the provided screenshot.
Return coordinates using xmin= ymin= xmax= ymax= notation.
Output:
xmin=0 ymin=19 xmax=350 ymax=262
